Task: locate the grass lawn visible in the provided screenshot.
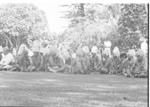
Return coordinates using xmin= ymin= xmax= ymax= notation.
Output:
xmin=0 ymin=72 xmax=147 ymax=107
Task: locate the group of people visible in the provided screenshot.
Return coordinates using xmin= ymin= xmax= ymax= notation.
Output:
xmin=0 ymin=38 xmax=148 ymax=77
xmin=70 ymin=40 xmax=147 ymax=77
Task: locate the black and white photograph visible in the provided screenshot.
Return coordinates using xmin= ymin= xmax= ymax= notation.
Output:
xmin=0 ymin=0 xmax=148 ymax=106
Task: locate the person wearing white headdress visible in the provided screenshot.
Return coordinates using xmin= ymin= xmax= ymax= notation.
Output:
xmin=72 ymin=53 xmax=77 ymax=59
xmin=103 ymin=41 xmax=112 ymax=57
xmin=82 ymin=46 xmax=90 ymax=54
xmin=19 ymin=44 xmax=34 ymax=57
xmin=113 ymin=46 xmax=120 ymax=57
xmin=91 ymin=46 xmax=98 ymax=54
xmin=18 ymin=44 xmax=28 ymax=55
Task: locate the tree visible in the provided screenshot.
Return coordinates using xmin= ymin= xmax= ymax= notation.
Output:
xmin=0 ymin=3 xmax=49 ymax=50
xmin=117 ymin=4 xmax=148 ymax=50
xmin=62 ymin=4 xmax=121 ymax=47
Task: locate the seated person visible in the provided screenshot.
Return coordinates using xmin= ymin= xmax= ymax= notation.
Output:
xmin=0 ymin=48 xmax=15 ymax=69
xmin=110 ymin=47 xmax=121 ymax=74
xmin=16 ymin=44 xmax=33 ymax=72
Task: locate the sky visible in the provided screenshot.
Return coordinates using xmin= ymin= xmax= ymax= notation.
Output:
xmin=0 ymin=0 xmax=149 ymax=33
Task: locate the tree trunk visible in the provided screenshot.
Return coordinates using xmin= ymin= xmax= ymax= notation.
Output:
xmin=78 ymin=3 xmax=85 ymax=17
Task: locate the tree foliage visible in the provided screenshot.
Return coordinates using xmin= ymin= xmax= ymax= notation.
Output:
xmin=0 ymin=3 xmax=49 ymax=49
xmin=62 ymin=4 xmax=147 ymax=51
xmin=62 ymin=4 xmax=121 ymax=48
xmin=117 ymin=4 xmax=148 ymax=50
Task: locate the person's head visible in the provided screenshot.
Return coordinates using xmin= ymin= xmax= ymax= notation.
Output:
xmin=113 ymin=46 xmax=120 ymax=57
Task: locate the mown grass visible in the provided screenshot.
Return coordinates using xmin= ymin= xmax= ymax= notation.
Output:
xmin=0 ymin=72 xmax=147 ymax=107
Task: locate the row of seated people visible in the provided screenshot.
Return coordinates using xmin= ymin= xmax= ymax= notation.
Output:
xmin=0 ymin=42 xmax=147 ymax=77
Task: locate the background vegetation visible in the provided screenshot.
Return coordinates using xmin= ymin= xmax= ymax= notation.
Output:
xmin=0 ymin=4 xmax=148 ymax=52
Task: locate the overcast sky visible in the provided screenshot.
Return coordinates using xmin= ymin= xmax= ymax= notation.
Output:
xmin=0 ymin=0 xmax=148 ymax=33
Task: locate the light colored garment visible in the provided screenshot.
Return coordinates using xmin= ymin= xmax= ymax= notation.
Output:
xmin=128 ymin=49 xmax=136 ymax=57
xmin=127 ymin=49 xmax=137 ymax=63
xmin=18 ymin=44 xmax=34 ymax=57
xmin=72 ymin=53 xmax=77 ymax=59
xmin=103 ymin=47 xmax=111 ymax=57
xmin=27 ymin=49 xmax=34 ymax=57
xmin=141 ymin=41 xmax=148 ymax=55
xmin=18 ymin=44 xmax=28 ymax=55
xmin=104 ymin=41 xmax=112 ymax=48
xmin=12 ymin=48 xmax=17 ymax=56
xmin=91 ymin=46 xmax=98 ymax=54
xmin=0 ymin=53 xmax=14 ymax=65
xmin=82 ymin=46 xmax=90 ymax=54
xmin=113 ymin=47 xmax=120 ymax=57
xmin=0 ymin=46 xmax=3 ymax=52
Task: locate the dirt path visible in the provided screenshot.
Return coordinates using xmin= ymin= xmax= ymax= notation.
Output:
xmin=0 ymin=72 xmax=147 ymax=107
